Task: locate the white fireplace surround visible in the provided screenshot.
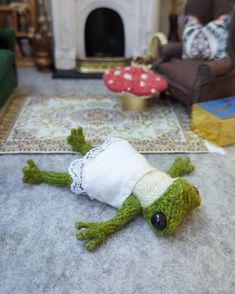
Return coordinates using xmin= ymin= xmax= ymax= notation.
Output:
xmin=51 ymin=0 xmax=171 ymax=70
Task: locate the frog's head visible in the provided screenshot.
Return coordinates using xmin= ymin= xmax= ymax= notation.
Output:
xmin=142 ymin=178 xmax=201 ymax=236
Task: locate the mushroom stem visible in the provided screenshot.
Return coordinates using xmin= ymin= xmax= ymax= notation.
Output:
xmin=122 ymin=93 xmax=148 ymax=112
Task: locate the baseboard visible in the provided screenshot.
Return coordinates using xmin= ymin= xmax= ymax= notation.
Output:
xmin=52 ymin=69 xmax=103 ymax=79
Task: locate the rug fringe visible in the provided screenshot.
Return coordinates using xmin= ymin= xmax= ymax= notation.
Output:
xmin=0 ymin=91 xmax=26 ymax=142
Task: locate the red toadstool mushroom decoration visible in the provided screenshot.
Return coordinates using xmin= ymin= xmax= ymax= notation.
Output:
xmin=103 ymin=66 xmax=168 ymax=111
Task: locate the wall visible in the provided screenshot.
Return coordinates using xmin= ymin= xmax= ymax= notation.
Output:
xmin=44 ymin=0 xmax=180 ymax=36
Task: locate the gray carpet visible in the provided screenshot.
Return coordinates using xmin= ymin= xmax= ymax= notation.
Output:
xmin=0 ymin=68 xmax=235 ymax=294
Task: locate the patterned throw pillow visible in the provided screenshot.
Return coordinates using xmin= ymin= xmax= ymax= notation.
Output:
xmin=182 ymin=15 xmax=231 ymax=60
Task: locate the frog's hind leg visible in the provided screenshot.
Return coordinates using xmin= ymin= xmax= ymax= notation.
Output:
xmin=23 ymin=160 xmax=72 ymax=187
xmin=67 ymin=127 xmax=94 ymax=155
xmin=167 ymin=157 xmax=195 ymax=178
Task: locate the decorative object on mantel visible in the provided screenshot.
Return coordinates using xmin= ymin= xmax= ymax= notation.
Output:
xmin=29 ymin=0 xmax=53 ymax=71
xmin=103 ymin=66 xmax=168 ymax=111
xmin=0 ymin=94 xmax=209 ymax=153
xmin=131 ymin=33 xmax=168 ymax=70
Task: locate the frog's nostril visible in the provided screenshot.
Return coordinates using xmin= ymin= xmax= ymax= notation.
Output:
xmin=193 ymin=186 xmax=199 ymax=194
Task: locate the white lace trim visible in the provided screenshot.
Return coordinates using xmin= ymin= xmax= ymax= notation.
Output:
xmin=68 ymin=137 xmax=124 ymax=195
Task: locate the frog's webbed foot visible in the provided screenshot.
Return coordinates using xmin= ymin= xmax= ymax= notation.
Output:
xmin=67 ymin=127 xmax=93 ymax=155
xmin=75 ymin=221 xmax=108 ymax=251
xmin=23 ymin=160 xmax=72 ymax=187
xmin=167 ymin=157 xmax=195 ymax=178
xmin=75 ymin=195 xmax=142 ymax=251
xmin=23 ymin=160 xmax=43 ymax=185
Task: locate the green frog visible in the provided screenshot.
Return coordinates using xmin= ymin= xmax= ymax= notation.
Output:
xmin=22 ymin=127 xmax=201 ymax=251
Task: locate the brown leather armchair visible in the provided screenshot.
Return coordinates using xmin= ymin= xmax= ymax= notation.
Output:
xmin=152 ymin=0 xmax=235 ymax=108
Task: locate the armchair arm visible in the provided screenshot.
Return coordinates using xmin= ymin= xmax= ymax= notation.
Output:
xmin=151 ymin=42 xmax=182 ymax=70
xmin=197 ymin=58 xmax=233 ymax=82
xmin=0 ymin=28 xmax=15 ymax=52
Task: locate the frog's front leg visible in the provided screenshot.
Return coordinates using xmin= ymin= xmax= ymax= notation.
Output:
xmin=23 ymin=160 xmax=72 ymax=187
xmin=75 ymin=194 xmax=142 ymax=251
xmin=67 ymin=127 xmax=93 ymax=155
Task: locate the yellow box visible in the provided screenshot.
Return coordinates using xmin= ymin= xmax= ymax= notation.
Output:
xmin=191 ymin=98 xmax=235 ymax=147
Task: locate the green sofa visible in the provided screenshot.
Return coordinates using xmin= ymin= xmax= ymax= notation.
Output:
xmin=0 ymin=28 xmax=17 ymax=108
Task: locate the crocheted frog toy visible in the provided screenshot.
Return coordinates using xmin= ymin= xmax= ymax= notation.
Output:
xmin=23 ymin=128 xmax=201 ymax=251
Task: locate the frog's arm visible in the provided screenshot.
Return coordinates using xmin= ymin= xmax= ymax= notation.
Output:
xmin=67 ymin=127 xmax=94 ymax=155
xmin=167 ymin=157 xmax=195 ymax=178
xmin=23 ymin=160 xmax=72 ymax=187
xmin=76 ymin=194 xmax=142 ymax=251
xmin=23 ymin=127 xmax=93 ymax=186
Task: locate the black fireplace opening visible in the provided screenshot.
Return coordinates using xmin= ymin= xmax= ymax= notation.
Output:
xmin=85 ymin=8 xmax=125 ymax=58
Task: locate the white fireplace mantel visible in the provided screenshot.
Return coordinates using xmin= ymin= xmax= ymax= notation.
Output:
xmin=51 ymin=0 xmax=171 ymax=70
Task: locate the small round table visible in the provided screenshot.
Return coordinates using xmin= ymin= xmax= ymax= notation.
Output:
xmin=103 ymin=66 xmax=168 ymax=111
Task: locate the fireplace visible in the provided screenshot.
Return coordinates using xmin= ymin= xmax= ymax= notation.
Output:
xmin=85 ymin=8 xmax=125 ymax=57
xmin=51 ymin=0 xmax=171 ymax=77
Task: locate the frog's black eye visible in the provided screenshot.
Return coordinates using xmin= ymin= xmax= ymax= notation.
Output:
xmin=151 ymin=212 xmax=167 ymax=230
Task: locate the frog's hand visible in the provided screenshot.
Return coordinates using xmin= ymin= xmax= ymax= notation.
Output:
xmin=67 ymin=127 xmax=94 ymax=155
xmin=23 ymin=159 xmax=72 ymax=187
xmin=75 ymin=194 xmax=142 ymax=251
xmin=167 ymin=157 xmax=195 ymax=178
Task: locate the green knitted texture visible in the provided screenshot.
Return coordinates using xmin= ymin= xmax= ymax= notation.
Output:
xmin=22 ymin=127 xmax=201 ymax=252
xmin=23 ymin=160 xmax=72 ymax=187
xmin=67 ymin=127 xmax=93 ymax=155
xmin=22 ymin=127 xmax=92 ymax=186
xmin=167 ymin=157 xmax=195 ymax=178
xmin=76 ymin=194 xmax=142 ymax=251
xmin=143 ymin=178 xmax=201 ymax=236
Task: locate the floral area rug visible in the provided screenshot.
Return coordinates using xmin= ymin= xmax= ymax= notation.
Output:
xmin=0 ymin=94 xmax=208 ymax=153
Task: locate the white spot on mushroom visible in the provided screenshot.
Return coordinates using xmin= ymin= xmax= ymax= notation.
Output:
xmin=141 ymin=74 xmax=148 ymax=80
xmin=114 ymin=70 xmax=121 ymax=76
xmin=140 ymin=81 xmax=145 ymax=87
xmin=126 ymin=67 xmax=131 ymax=70
xmin=124 ymin=73 xmax=132 ymax=80
xmin=156 ymin=77 xmax=161 ymax=81
xmin=108 ymin=80 xmax=114 ymax=84
xmin=127 ymin=87 xmax=131 ymax=91
xmin=151 ymin=88 xmax=157 ymax=93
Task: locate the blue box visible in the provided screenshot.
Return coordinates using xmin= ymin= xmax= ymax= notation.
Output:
xmin=191 ymin=97 xmax=235 ymax=146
